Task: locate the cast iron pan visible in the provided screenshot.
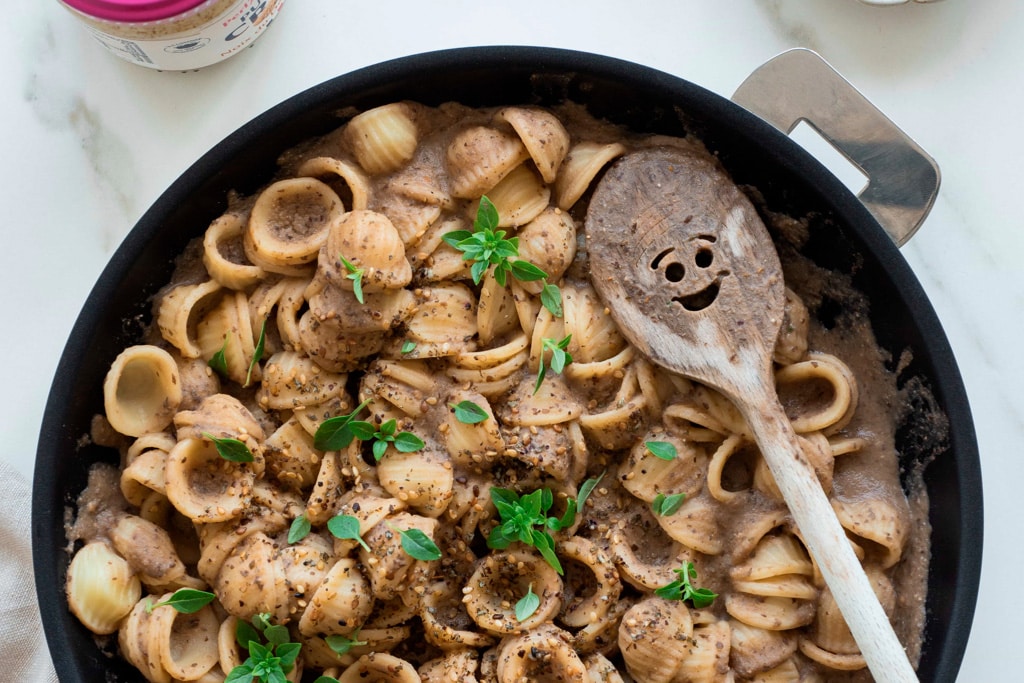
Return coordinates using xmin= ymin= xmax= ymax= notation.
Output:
xmin=32 ymin=46 xmax=982 ymax=682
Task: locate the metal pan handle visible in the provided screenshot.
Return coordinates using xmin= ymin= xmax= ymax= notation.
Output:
xmin=731 ymin=48 xmax=939 ymax=247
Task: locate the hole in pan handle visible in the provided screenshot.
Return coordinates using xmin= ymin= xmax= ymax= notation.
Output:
xmin=731 ymin=47 xmax=940 ymax=247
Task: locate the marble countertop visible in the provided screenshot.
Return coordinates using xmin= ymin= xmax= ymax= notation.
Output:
xmin=4 ymin=0 xmax=1018 ymax=678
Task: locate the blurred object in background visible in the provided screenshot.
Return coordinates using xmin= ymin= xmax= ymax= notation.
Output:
xmin=58 ymin=0 xmax=284 ymax=71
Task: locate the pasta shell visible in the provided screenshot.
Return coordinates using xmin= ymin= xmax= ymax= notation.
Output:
xmin=618 ymin=597 xmax=693 ymax=683
xmin=583 ymin=653 xmax=625 ymax=683
xmin=297 ymin=311 xmax=389 ymax=373
xmin=500 ymin=373 xmax=582 ymax=427
xmin=345 ymin=103 xmax=419 ymax=175
xmin=361 ymin=359 xmax=435 ymax=417
xmin=264 ymin=417 xmax=322 ymax=490
xmin=724 ymin=594 xmax=815 ymax=631
xmin=195 ymin=290 xmax=258 ymax=386
xmin=474 ymin=273 xmax=519 ymax=345
xmin=447 ymin=125 xmax=529 ymax=199
xmin=832 ymin=496 xmax=909 ymax=569
xmin=165 ymin=437 xmax=254 ymax=524
xmin=296 ymin=156 xmax=372 ymax=210
xmin=202 ymin=213 xmax=265 ymax=290
xmin=561 ymin=283 xmax=626 ymax=365
xmin=157 ymin=280 xmax=223 ymax=359
xmin=728 ymin=620 xmax=798 ymax=679
xmin=496 ymin=623 xmax=587 ymax=683
xmin=377 ymin=444 xmax=454 ymax=518
xmin=655 ymin=493 xmax=723 ymax=555
xmin=554 ymin=141 xmax=626 ymax=210
xmin=620 ymin=432 xmax=706 ymax=503
xmin=298 ymin=557 xmax=374 ymax=637
xmin=66 ymin=541 xmax=141 ymax=635
xmin=774 ymin=352 xmax=858 ymax=434
xmin=337 ymin=653 xmax=421 ymax=683
xmin=359 ymin=512 xmax=438 ymax=601
xmin=418 ymin=649 xmax=480 ymax=682
xmin=306 ymin=271 xmax=416 ymax=334
xmin=513 ymin=208 xmax=576 ymax=296
xmin=673 ymin=621 xmax=731 ymax=683
xmin=464 ymin=550 xmax=563 ymax=635
xmin=557 ymin=537 xmax=621 ymax=628
xmin=214 ymin=532 xmax=288 ymax=622
xmin=418 ymin=580 xmax=496 ymax=651
xmin=773 ymin=288 xmax=809 ymax=366
xmin=148 ymin=598 xmax=220 ymax=681
xmin=110 ymin=515 xmax=186 ymax=586
xmin=477 ymin=163 xmax=550 ymax=228
xmin=401 ymin=283 xmax=478 ymax=357
xmin=104 ymin=345 xmax=183 ymax=438
xmin=321 ymin=209 xmax=412 ymax=292
xmin=258 ymin=350 xmax=347 ymax=410
xmin=441 ymin=389 xmax=504 ymax=469
xmin=121 ymin=442 xmax=170 ymax=506
xmin=495 ymin=106 xmax=571 ymax=183
xmin=608 ymin=502 xmax=691 ymax=591
xmin=173 ymin=393 xmax=266 ymax=446
xmin=245 ymin=178 xmax=343 ymax=270
xmin=378 ymin=193 xmax=443 ymax=247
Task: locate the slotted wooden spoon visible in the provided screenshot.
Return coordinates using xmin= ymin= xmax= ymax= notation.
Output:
xmin=585 ymin=146 xmax=916 ymax=682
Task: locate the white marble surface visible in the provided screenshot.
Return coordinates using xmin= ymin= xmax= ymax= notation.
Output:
xmin=3 ymin=0 xmax=1019 ymax=678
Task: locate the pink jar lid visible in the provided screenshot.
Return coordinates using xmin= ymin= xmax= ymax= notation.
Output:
xmin=62 ymin=0 xmax=209 ymax=22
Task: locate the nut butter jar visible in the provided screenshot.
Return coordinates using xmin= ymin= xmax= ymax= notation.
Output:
xmin=59 ymin=0 xmax=285 ymax=71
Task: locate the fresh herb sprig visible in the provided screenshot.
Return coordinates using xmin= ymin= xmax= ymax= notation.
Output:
xmin=227 ymin=613 xmax=302 ymax=683
xmin=146 ymin=588 xmax=215 ymax=614
xmin=313 ymin=398 xmax=373 ymax=451
xmin=288 ymin=514 xmax=311 ymax=544
xmin=203 ymin=432 xmax=254 ymax=463
xmin=443 ymin=196 xmax=562 ymax=316
xmin=485 ymin=477 xmax=600 ymax=575
xmin=534 ymin=334 xmax=573 ymax=394
xmin=654 ymin=561 xmax=718 ymax=608
xmin=348 ymin=418 xmax=425 ymax=462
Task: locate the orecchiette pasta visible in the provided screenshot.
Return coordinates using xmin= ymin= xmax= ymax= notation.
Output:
xmin=68 ymin=101 xmax=927 ymax=683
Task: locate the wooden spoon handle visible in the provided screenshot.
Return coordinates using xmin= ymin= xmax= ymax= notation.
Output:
xmin=742 ymin=396 xmax=917 ymax=683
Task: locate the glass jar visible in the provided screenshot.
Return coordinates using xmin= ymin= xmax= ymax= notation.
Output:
xmin=59 ymin=0 xmax=285 ymax=71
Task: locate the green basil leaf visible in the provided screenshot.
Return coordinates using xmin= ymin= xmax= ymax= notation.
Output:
xmin=514 ymin=584 xmax=541 ymax=622
xmin=372 ymin=438 xmax=389 ymax=462
xmin=235 ymin=619 xmax=261 ymax=650
xmin=267 ymin=669 xmax=288 ymax=683
xmin=288 ymin=514 xmax=311 ymax=544
xmin=263 ymin=624 xmax=289 ymax=648
xmin=149 ymin=588 xmax=215 ymax=614
xmin=252 ymin=613 xmax=272 ymax=632
xmin=652 ymin=492 xmax=686 ymax=517
xmin=492 ymin=261 xmax=508 ymax=287
xmin=540 ymin=282 xmax=563 ymax=317
xmin=540 ymin=488 xmax=554 ymax=513
xmin=689 ymin=587 xmax=719 ymax=609
xmin=325 ymin=631 xmax=367 ymax=656
xmin=442 ymin=230 xmax=474 ymax=249
xmin=533 ymin=356 xmax=548 ymax=395
xmin=327 ymin=514 xmax=370 ymax=552
xmin=510 ymin=259 xmax=547 ymax=282
xmin=470 ymin=259 xmax=488 ymax=285
xmin=393 ymin=431 xmax=425 ymax=452
xmin=312 ymin=398 xmax=373 ymax=450
xmin=530 ymin=529 xmax=563 ymax=575
xmin=475 ymin=196 xmax=500 ymax=233
xmin=486 ymin=525 xmax=513 ymax=550
xmin=654 ymin=579 xmax=684 ymax=601
xmin=347 ymin=420 xmax=377 ymax=440
xmin=554 ymin=497 xmax=577 ymax=531
xmin=400 ymin=340 xmax=417 ymax=354
xmin=203 ymin=432 xmax=254 ymax=463
xmin=276 ymin=641 xmax=301 ymax=668
xmin=576 ymin=472 xmax=603 ymax=513
xmin=399 ymin=527 xmax=442 ymax=561
xmin=450 ymin=400 xmax=489 ymax=424
xmin=244 ymin=318 xmax=267 ymax=387
xmin=644 ymin=440 xmax=677 ymax=461
xmin=490 ymin=487 xmax=519 ymax=509
xmin=209 ymin=336 xmax=229 ymax=378
xmin=224 ymin=662 xmax=255 ymax=683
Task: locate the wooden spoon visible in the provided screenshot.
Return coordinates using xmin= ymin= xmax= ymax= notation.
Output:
xmin=585 ymin=145 xmax=916 ymax=682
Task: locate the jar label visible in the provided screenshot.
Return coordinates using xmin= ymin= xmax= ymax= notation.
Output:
xmin=80 ymin=0 xmax=285 ymax=71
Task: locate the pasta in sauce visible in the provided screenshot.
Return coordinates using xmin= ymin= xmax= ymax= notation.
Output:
xmin=67 ymin=101 xmax=929 ymax=682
